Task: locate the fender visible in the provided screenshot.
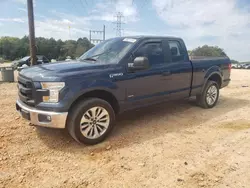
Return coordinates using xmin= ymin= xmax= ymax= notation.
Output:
xmin=201 ymin=65 xmax=223 ymax=93
xmin=67 ymin=79 xmax=122 ymax=108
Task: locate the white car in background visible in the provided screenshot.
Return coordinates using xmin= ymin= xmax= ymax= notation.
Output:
xmin=236 ymin=64 xmax=243 ymax=69
xmin=231 ymin=64 xmax=237 ymax=68
xmin=65 ymin=56 xmax=72 ymax=61
xmin=51 ymin=59 xmax=57 ymax=63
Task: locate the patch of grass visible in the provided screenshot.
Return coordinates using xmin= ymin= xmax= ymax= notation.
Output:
xmin=220 ymin=121 xmax=250 ymax=131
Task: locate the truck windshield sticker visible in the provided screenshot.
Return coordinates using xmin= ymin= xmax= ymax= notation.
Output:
xmin=123 ymin=38 xmax=137 ymax=43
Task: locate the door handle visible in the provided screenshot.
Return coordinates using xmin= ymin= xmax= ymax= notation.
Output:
xmin=162 ymin=71 xmax=171 ymax=76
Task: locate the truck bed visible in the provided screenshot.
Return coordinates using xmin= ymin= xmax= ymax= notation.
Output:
xmin=190 ymin=56 xmax=231 ymax=96
xmin=189 ymin=56 xmax=229 ymax=60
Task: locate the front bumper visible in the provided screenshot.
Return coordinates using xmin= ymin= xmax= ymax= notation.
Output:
xmin=16 ymin=99 xmax=68 ymax=128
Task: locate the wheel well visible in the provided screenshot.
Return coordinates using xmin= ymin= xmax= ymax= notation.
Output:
xmin=208 ymin=74 xmax=222 ymax=88
xmin=69 ymin=90 xmax=119 ymax=114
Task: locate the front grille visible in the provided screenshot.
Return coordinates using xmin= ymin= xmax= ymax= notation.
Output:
xmin=18 ymin=75 xmax=35 ymax=106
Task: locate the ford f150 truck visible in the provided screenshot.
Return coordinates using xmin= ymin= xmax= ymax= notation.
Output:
xmin=16 ymin=36 xmax=231 ymax=144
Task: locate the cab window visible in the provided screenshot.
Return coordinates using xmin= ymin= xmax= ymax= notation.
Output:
xmin=168 ymin=41 xmax=184 ymax=62
xmin=134 ymin=42 xmax=164 ymax=65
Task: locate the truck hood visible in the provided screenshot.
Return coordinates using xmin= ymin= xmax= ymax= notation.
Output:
xmin=19 ymin=60 xmax=114 ymax=81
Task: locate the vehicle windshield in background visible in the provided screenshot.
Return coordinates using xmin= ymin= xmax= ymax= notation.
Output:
xmin=37 ymin=56 xmax=43 ymax=60
xmin=79 ymin=38 xmax=137 ymax=64
xmin=20 ymin=56 xmax=30 ymax=61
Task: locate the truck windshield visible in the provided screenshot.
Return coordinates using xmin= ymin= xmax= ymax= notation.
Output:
xmin=79 ymin=38 xmax=136 ymax=64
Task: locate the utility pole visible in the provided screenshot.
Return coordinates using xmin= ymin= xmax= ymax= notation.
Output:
xmin=114 ymin=12 xmax=124 ymax=37
xmin=89 ymin=25 xmax=105 ymax=44
xmin=103 ymin=25 xmax=105 ymax=40
xmin=27 ymin=0 xmax=36 ymax=65
xmin=89 ymin=30 xmax=92 ymax=43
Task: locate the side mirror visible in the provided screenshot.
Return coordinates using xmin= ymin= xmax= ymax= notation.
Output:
xmin=129 ymin=56 xmax=150 ymax=71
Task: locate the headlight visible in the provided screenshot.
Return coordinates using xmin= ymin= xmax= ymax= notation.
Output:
xmin=41 ymin=82 xmax=65 ymax=103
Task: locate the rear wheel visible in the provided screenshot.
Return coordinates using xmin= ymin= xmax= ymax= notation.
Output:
xmin=67 ymin=98 xmax=115 ymax=145
xmin=196 ymin=81 xmax=219 ymax=109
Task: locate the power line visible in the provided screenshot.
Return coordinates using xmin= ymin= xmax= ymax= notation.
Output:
xmin=67 ymin=0 xmax=87 ymax=14
xmin=79 ymin=0 xmax=87 ymax=12
xmin=159 ymin=0 xmax=174 ymax=15
xmin=68 ymin=0 xmax=77 ymax=10
xmin=140 ymin=0 xmax=149 ymax=9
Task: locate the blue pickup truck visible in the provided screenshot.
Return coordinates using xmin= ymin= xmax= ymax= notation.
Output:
xmin=16 ymin=36 xmax=231 ymax=144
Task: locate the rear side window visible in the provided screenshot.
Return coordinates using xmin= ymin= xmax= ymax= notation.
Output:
xmin=168 ymin=41 xmax=184 ymax=62
xmin=134 ymin=42 xmax=164 ymax=65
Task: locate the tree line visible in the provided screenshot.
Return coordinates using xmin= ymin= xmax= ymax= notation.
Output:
xmin=0 ymin=36 xmax=94 ymax=61
xmin=189 ymin=45 xmax=248 ymax=64
xmin=1 ymin=36 xmax=246 ymax=64
xmin=189 ymin=45 xmax=227 ymax=57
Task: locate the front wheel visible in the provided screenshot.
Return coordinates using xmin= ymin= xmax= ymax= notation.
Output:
xmin=67 ymin=98 xmax=115 ymax=145
xmin=196 ymin=81 xmax=219 ymax=109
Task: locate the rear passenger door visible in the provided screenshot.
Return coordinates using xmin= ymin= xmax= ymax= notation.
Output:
xmin=164 ymin=39 xmax=193 ymax=99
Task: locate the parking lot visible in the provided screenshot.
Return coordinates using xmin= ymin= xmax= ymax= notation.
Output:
xmin=1 ymin=69 xmax=250 ymax=188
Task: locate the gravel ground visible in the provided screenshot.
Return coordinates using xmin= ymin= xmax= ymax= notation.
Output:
xmin=1 ymin=69 xmax=250 ymax=188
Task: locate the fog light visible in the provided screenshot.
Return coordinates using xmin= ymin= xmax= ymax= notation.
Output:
xmin=38 ymin=114 xmax=51 ymax=122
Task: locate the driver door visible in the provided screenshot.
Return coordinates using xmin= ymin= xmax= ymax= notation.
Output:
xmin=124 ymin=40 xmax=169 ymax=108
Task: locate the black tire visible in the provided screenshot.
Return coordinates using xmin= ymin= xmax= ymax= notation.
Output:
xmin=196 ymin=81 xmax=219 ymax=109
xmin=67 ymin=98 xmax=115 ymax=145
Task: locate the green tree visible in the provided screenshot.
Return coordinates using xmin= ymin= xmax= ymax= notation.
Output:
xmin=0 ymin=37 xmax=21 ymax=60
xmin=231 ymin=60 xmax=239 ymax=64
xmin=75 ymin=37 xmax=94 ymax=57
xmin=187 ymin=50 xmax=192 ymax=56
xmin=18 ymin=36 xmax=29 ymax=58
xmin=61 ymin=40 xmax=77 ymax=58
xmin=191 ymin=45 xmax=227 ymax=57
xmin=0 ymin=36 xmax=94 ymax=61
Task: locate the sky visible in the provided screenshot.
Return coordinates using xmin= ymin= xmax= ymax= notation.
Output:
xmin=0 ymin=0 xmax=250 ymax=61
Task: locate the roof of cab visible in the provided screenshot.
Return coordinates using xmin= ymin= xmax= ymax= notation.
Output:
xmin=120 ymin=35 xmax=182 ymax=40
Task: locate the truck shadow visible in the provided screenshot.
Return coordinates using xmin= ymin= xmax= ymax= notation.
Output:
xmin=36 ymin=96 xmax=249 ymax=154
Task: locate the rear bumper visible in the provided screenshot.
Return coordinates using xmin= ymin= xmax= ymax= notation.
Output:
xmin=16 ymin=99 xmax=67 ymax=129
xmin=221 ymin=79 xmax=231 ymax=88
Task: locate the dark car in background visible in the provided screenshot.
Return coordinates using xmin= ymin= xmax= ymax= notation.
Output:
xmin=11 ymin=55 xmax=49 ymax=69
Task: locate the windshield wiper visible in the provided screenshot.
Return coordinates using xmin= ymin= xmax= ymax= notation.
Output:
xmin=82 ymin=57 xmax=97 ymax=61
xmin=81 ymin=50 xmax=111 ymax=61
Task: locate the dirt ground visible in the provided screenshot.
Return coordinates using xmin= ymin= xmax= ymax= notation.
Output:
xmin=1 ymin=69 xmax=250 ymax=188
